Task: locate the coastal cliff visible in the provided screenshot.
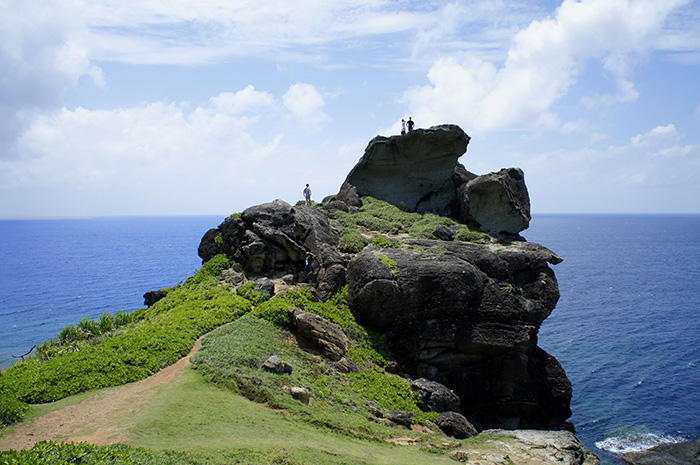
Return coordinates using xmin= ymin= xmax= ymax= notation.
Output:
xmin=198 ymin=125 xmax=577 ymax=434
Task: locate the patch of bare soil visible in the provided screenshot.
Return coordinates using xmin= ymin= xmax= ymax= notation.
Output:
xmin=0 ymin=338 xmax=203 ymax=451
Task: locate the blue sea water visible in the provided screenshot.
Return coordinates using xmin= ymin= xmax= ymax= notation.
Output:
xmin=0 ymin=214 xmax=698 ymax=463
xmin=527 ymin=214 xmax=699 ymax=464
xmin=0 ymin=216 xmax=222 ymax=368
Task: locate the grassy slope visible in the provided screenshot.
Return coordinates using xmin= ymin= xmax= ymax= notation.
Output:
xmin=0 ymin=199 xmax=508 ymax=463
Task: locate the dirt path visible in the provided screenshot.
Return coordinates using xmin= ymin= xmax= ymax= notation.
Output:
xmin=0 ymin=337 xmax=203 ymax=451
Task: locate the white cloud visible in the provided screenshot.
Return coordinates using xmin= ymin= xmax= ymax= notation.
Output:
xmin=402 ymin=0 xmax=689 ymax=134
xmin=631 ymin=124 xmax=679 ymax=147
xmin=209 ymin=85 xmax=275 ymax=115
xmin=283 ymin=83 xmax=329 ymax=125
xmin=523 ymin=122 xmax=699 ymax=212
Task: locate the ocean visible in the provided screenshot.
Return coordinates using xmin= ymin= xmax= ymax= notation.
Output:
xmin=0 ymin=214 xmax=698 ymax=463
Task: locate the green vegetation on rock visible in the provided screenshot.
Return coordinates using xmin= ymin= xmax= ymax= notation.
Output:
xmin=376 ymin=253 xmax=398 ymax=277
xmin=236 ymin=282 xmax=271 ymax=305
xmin=454 ymin=228 xmax=490 ymax=243
xmin=330 ymin=197 xmax=458 ymax=247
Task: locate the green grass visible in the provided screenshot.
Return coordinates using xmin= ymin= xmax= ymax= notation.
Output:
xmin=125 ymin=367 xmax=457 ymax=465
xmin=0 ymin=254 xmax=251 ymax=425
xmin=193 ymin=288 xmax=431 ymax=441
xmin=454 ymin=228 xmax=490 ymax=243
xmin=330 ymin=197 xmax=458 ymax=242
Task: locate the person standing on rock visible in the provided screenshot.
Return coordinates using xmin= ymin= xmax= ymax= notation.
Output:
xmin=401 ymin=118 xmax=406 ymax=135
xmin=407 ymin=116 xmax=414 ymax=133
xmin=304 ymin=252 xmax=316 ymax=281
xmin=303 ymin=184 xmax=312 ymax=206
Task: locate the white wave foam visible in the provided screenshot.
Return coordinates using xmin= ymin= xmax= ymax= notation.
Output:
xmin=595 ymin=431 xmax=687 ymax=455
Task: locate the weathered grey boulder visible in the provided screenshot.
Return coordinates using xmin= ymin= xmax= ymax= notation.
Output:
xmin=411 ymin=378 xmax=461 ymax=413
xmin=456 ymin=167 xmax=531 ymax=234
xmin=143 ymin=289 xmax=168 ymax=307
xmin=386 ymin=410 xmax=413 ymax=428
xmin=284 ymin=386 xmax=311 ymax=404
xmin=289 ymin=308 xmax=348 ymax=361
xmin=262 ymin=355 xmax=292 ymax=375
xmin=347 ymin=239 xmax=570 ymax=430
xmin=450 ymin=430 xmax=599 ymax=465
xmin=337 ymin=125 xmax=470 ymax=215
xmin=255 ymin=277 xmax=275 ymax=296
xmin=622 ymin=438 xmax=700 ymax=465
xmin=198 ymin=200 xmax=341 ymax=275
xmin=435 ymin=411 xmax=477 ymax=439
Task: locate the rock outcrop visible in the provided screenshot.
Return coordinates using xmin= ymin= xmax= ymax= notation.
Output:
xmin=197 ymin=123 xmax=574 ymax=434
xmin=289 ymin=308 xmax=348 ymax=361
xmin=337 ymin=125 xmax=470 ymax=215
xmin=411 ymin=378 xmax=461 ymax=413
xmin=622 ymin=438 xmax=700 ymax=465
xmin=435 ymin=411 xmax=478 ymax=439
xmin=456 ymin=167 xmax=531 ymax=235
xmin=450 ymin=430 xmax=599 ymax=465
xmin=347 ymin=239 xmax=569 ymax=430
xmin=332 ymin=124 xmax=530 ymax=235
xmin=198 ymin=200 xmax=345 ymax=296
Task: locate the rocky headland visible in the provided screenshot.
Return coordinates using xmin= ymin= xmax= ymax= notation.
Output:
xmin=196 ymin=124 xmax=597 ymax=462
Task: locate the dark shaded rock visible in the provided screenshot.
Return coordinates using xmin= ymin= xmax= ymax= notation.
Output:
xmin=143 ymin=289 xmax=168 ymax=307
xmin=386 ymin=410 xmax=413 ymax=428
xmin=347 ymin=239 xmax=571 ymax=430
xmin=622 ymin=438 xmax=700 ymax=465
xmin=456 ymin=168 xmax=531 ymax=234
xmin=289 ymin=308 xmax=348 ymax=361
xmin=432 ymin=224 xmax=456 ymax=241
xmin=262 ymin=355 xmax=292 ymax=375
xmin=197 ymin=200 xmax=341 ymax=277
xmin=435 ymin=411 xmax=478 ymax=439
xmin=317 ymin=263 xmax=347 ymax=300
xmin=411 ymin=378 xmax=460 ymax=412
xmin=337 ymin=125 xmax=470 ymax=215
xmin=255 ymin=277 xmax=275 ymax=296
xmin=282 ymin=274 xmax=295 ymax=284
xmin=323 ymin=199 xmax=350 ymax=214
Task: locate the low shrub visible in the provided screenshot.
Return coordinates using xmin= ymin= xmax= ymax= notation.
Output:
xmin=236 ymin=282 xmax=271 ymax=305
xmin=0 ymin=441 xmax=194 ymax=465
xmin=454 ymin=228 xmax=490 ymax=243
xmin=371 ymin=236 xmax=400 ymax=248
xmin=338 ymin=230 xmax=368 ymax=253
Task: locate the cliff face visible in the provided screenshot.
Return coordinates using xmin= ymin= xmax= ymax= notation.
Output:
xmin=198 ymin=124 xmax=573 ymax=432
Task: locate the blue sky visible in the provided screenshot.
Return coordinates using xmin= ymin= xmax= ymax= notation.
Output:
xmin=1 ymin=0 xmax=698 ymax=218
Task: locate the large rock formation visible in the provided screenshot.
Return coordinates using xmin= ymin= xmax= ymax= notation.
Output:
xmin=333 ymin=124 xmax=530 ymax=234
xmin=198 ymin=123 xmax=573 ymax=432
xmin=337 ymin=125 xmax=470 ymax=215
xmin=198 ymin=200 xmax=344 ymax=295
xmin=347 ymin=239 xmax=570 ymax=430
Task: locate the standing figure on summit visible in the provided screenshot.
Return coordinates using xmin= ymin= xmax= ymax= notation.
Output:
xmin=401 ymin=118 xmax=406 ymax=135
xmin=303 ymin=184 xmax=312 ymax=206
xmin=407 ymin=117 xmax=414 ymax=133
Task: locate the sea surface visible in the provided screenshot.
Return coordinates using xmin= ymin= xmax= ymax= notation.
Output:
xmin=1 ymin=214 xmax=698 ymax=463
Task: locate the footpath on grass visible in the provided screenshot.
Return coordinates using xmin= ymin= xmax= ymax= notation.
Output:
xmin=0 ymin=336 xmax=204 ymax=450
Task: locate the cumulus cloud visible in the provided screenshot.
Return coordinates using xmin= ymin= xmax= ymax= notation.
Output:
xmin=283 ymin=83 xmax=329 ymax=125
xmin=403 ymin=0 xmax=688 ymax=134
